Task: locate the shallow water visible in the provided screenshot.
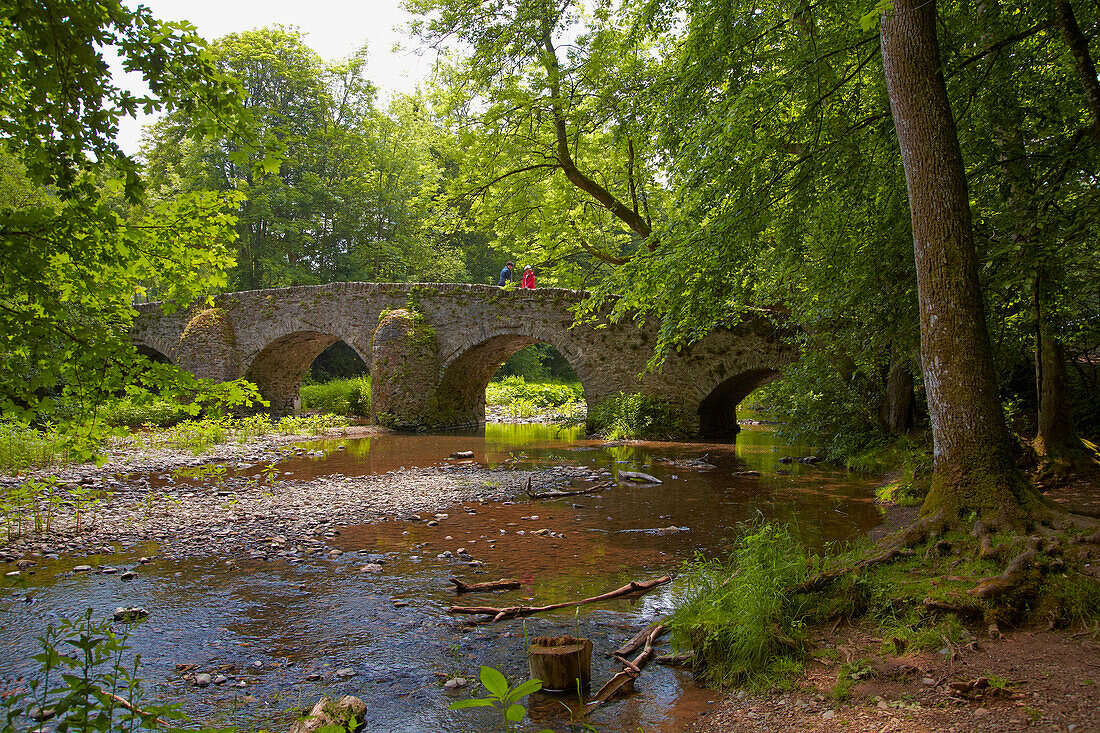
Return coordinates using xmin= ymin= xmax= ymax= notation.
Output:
xmin=0 ymin=420 xmax=881 ymax=732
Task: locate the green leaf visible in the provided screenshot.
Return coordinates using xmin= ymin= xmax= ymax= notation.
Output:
xmin=478 ymin=665 xmax=509 ymax=698
xmin=510 ymin=678 xmax=542 ymax=698
xmin=447 ymin=698 xmax=498 ymax=710
xmin=504 ymin=703 xmax=526 ymax=722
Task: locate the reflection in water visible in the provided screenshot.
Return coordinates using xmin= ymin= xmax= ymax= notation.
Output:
xmin=0 ymin=419 xmax=881 ymax=732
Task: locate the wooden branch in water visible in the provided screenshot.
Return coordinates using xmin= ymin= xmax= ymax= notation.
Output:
xmin=587 ymin=624 xmax=665 ymax=712
xmin=610 ymin=620 xmax=667 ymax=658
xmin=450 ymin=577 xmax=521 ymax=594
xmin=447 ymin=575 xmax=672 ymax=622
xmin=525 ymin=478 xmax=613 ymax=500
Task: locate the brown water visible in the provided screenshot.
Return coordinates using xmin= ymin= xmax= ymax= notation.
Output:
xmin=0 ymin=420 xmax=882 ymax=732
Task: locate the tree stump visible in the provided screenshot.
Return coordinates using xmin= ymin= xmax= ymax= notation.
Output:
xmin=528 ymin=636 xmax=592 ymax=692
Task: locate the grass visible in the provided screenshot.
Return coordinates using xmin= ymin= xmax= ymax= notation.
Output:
xmin=300 ymin=376 xmax=371 ymax=416
xmin=670 ymin=523 xmax=810 ymax=688
xmin=0 ymin=420 xmax=70 ymax=473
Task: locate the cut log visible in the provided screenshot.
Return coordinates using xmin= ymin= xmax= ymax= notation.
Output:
xmin=290 ymin=696 xmax=366 ymax=733
xmin=448 ymin=575 xmax=672 ymax=622
xmin=450 ymin=577 xmax=521 ymax=594
xmin=528 ymin=636 xmax=592 ymax=691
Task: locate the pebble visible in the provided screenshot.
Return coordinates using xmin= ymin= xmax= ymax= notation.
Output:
xmin=335 ymin=668 xmax=357 ymax=678
xmin=120 ymin=571 xmax=136 ymax=581
xmin=213 ymin=674 xmax=228 ymax=685
xmin=360 ymin=564 xmax=384 ymax=573
xmin=73 ymin=565 xmax=93 ymax=573
xmin=973 ymin=708 xmax=989 ymax=717
xmin=306 ymin=672 xmax=323 ymax=681
xmin=822 ymin=710 xmax=836 ymax=720
xmin=193 ymin=673 xmax=212 ymax=688
xmin=444 ymin=677 xmax=468 ymax=689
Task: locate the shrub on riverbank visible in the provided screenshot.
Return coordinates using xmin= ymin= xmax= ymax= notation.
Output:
xmin=673 ymin=521 xmax=1100 ymax=691
xmin=586 ymin=392 xmax=684 ymax=439
xmin=671 ymin=523 xmax=810 ymax=688
xmin=486 ymin=376 xmax=583 ymax=409
xmin=301 ymin=376 xmax=371 ymax=416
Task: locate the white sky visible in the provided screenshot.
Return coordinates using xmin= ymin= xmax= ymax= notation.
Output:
xmin=116 ymin=0 xmax=436 ymax=154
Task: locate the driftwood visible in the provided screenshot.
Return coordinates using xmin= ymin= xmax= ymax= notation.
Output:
xmin=617 ymin=470 xmax=662 ymax=484
xmin=586 ymin=624 xmax=665 ymax=713
xmin=448 ymin=575 xmax=672 ymax=623
xmin=105 ymin=693 xmax=170 ymax=727
xmin=450 ymin=577 xmax=521 ymax=594
xmin=655 ymin=651 xmax=694 ymax=667
xmin=609 ymin=620 xmax=666 ymax=658
xmin=525 ymin=477 xmax=613 ymax=500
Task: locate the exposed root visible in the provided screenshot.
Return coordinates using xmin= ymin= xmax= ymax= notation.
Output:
xmin=793 ymin=511 xmax=945 ymax=594
xmin=970 ymin=537 xmax=1041 ymax=599
xmin=971 ymin=521 xmax=1000 ymax=560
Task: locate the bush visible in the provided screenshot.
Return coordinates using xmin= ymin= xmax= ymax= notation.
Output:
xmin=0 ymin=420 xmax=69 ymax=472
xmin=300 ymin=376 xmax=371 ymax=416
xmin=586 ymin=392 xmax=684 ymax=439
xmin=671 ymin=523 xmax=810 ymax=688
xmin=100 ymin=398 xmax=189 ymax=428
xmin=485 ymin=376 xmax=583 ymax=410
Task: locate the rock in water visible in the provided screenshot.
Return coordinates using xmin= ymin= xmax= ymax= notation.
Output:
xmin=449 ymin=450 xmax=474 ymax=459
xmin=617 ymin=470 xmax=662 ymax=484
xmin=290 ymin=696 xmax=367 ymax=733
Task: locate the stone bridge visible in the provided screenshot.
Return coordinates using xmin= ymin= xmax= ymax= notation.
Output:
xmin=131 ymin=283 xmax=795 ymax=436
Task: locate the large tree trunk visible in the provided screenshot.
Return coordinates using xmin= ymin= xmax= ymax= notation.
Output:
xmin=880 ymin=0 xmax=1046 ymax=526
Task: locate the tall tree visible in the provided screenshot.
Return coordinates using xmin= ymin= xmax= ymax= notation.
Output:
xmin=879 ymin=0 xmax=1047 ymax=525
xmin=0 ymin=0 xmax=262 ymax=449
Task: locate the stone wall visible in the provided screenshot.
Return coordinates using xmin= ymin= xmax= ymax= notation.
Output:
xmin=132 ymin=282 xmax=796 ymax=434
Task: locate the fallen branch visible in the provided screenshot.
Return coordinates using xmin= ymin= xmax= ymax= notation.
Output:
xmin=525 ymin=478 xmax=613 ymax=500
xmin=609 ymin=620 xmax=667 ymax=658
xmin=106 ymin=693 xmax=171 ymax=727
xmin=448 ymin=575 xmax=672 ymax=622
xmin=450 ymin=577 xmax=521 ymax=594
xmin=587 ymin=624 xmax=664 ymax=712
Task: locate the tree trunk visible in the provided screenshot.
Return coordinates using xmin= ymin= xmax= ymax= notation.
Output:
xmin=880 ymin=0 xmax=1045 ymax=526
xmin=879 ymin=347 xmax=915 ymax=435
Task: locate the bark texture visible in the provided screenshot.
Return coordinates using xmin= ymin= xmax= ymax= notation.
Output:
xmin=880 ymin=0 xmax=1043 ymax=526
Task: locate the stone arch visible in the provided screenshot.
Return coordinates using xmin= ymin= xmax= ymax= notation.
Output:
xmin=135 ymin=343 xmax=173 ymax=365
xmin=177 ymin=308 xmax=237 ymax=382
xmin=697 ymin=367 xmax=781 ymax=438
xmin=243 ymin=331 xmax=369 ymax=415
xmin=435 ymin=333 xmax=591 ymax=428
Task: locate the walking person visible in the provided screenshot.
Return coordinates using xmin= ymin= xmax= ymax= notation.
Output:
xmin=521 ymin=265 xmax=535 ymax=289
xmin=497 ymin=261 xmax=514 ymax=286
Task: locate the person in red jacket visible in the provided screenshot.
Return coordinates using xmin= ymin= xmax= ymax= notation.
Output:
xmin=521 ymin=265 xmax=535 ymax=289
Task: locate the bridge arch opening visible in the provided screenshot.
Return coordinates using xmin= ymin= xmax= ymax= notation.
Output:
xmin=244 ymin=332 xmax=368 ymax=416
xmin=135 ymin=344 xmax=172 ymax=365
xmin=437 ymin=336 xmax=586 ymax=427
xmin=698 ymin=368 xmax=780 ymax=438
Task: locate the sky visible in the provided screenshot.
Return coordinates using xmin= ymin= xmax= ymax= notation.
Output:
xmin=115 ymin=0 xmax=436 ymax=154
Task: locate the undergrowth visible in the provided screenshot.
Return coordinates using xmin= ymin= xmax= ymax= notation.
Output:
xmin=485 ymin=377 xmax=583 ymax=410
xmin=586 ymin=392 xmax=684 ymax=440
xmin=300 ymin=377 xmax=371 ymax=417
xmin=670 ymin=523 xmax=810 ymax=688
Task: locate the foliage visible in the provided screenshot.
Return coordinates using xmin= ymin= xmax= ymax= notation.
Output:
xmin=300 ymin=377 xmax=372 ymax=417
xmin=586 ymin=392 xmax=684 ymax=440
xmin=447 ymin=666 xmax=550 ymax=732
xmin=486 ymin=377 xmax=583 ymax=410
xmin=0 ymin=3 xmax=270 ymax=456
xmin=0 ymin=420 xmax=70 ymax=473
xmin=671 ymin=523 xmax=810 ymax=688
xmin=0 ymin=477 xmax=71 ymax=543
xmin=0 ymin=609 xmax=232 ymax=733
xmin=142 ymin=27 xmax=477 ymax=290
xmin=98 ymin=398 xmax=190 ymax=428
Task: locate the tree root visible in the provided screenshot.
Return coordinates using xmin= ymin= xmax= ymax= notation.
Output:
xmin=970 ymin=537 xmax=1041 ymax=599
xmin=793 ymin=511 xmax=946 ymax=594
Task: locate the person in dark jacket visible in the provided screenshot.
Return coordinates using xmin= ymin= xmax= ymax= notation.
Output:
xmin=497 ymin=261 xmax=514 ymax=286
xmin=521 ymin=265 xmax=535 ymax=289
